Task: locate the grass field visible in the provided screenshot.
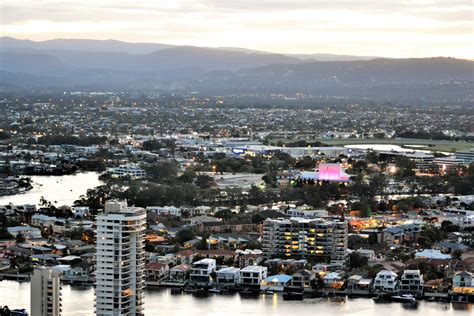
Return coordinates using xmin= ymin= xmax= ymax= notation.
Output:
xmin=270 ymin=137 xmax=473 ymax=153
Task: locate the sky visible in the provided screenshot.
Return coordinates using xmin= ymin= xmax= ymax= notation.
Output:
xmin=1 ymin=0 xmax=473 ymax=58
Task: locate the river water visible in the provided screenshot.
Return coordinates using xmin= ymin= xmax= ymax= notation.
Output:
xmin=0 ymin=172 xmax=103 ymax=207
xmin=0 ymin=281 xmax=471 ymax=316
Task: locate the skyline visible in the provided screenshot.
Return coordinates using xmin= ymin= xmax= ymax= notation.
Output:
xmin=1 ymin=0 xmax=473 ymax=59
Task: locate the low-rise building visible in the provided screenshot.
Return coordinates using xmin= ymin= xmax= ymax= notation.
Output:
xmin=216 ymin=267 xmax=240 ymax=287
xmin=106 ymin=163 xmax=146 ymax=179
xmin=239 ymin=266 xmax=267 ymax=288
xmin=207 ymin=233 xmax=252 ymax=250
xmin=145 ymin=262 xmax=169 ymax=283
xmin=238 ymin=253 xmax=263 ymax=268
xmin=189 ymin=258 xmax=216 ymax=286
xmin=452 ymin=271 xmax=474 ymax=293
xmin=261 ymin=274 xmax=292 ymax=292
xmin=7 ymin=226 xmax=42 ymax=240
xmin=291 ymin=269 xmax=315 ymax=289
xmin=400 ymin=270 xmax=424 ymax=294
xmin=167 ymin=264 xmax=191 ymax=285
xmin=373 ymin=270 xmax=398 ymax=293
xmin=323 ymin=272 xmax=344 ymax=289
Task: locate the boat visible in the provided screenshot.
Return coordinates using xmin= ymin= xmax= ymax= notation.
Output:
xmin=208 ymin=288 xmax=221 ymax=294
xmin=183 ymin=287 xmax=200 ymax=293
xmin=239 ymin=287 xmax=259 ymax=296
xmin=283 ymin=289 xmax=304 ymax=301
xmin=170 ymin=288 xmax=182 ymax=295
xmin=391 ymin=294 xmax=416 ymax=303
xmin=373 ymin=294 xmax=391 ymax=302
xmin=261 ymin=289 xmax=274 ymax=294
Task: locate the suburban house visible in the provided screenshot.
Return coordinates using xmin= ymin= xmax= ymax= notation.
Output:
xmin=291 ymin=269 xmax=315 ymax=289
xmin=215 ymin=267 xmax=240 ymax=287
xmin=400 ymin=270 xmax=424 ymax=294
xmin=373 ymin=270 xmax=398 ymax=293
xmin=239 ymin=266 xmax=267 ymax=289
xmin=167 ymin=264 xmax=191 ymax=285
xmin=261 ymin=274 xmax=292 ymax=292
xmin=145 ymin=262 xmax=170 ymax=283
xmin=238 ymin=253 xmax=264 ymax=268
xmin=207 ymin=233 xmax=252 ymax=249
xmin=323 ymin=272 xmax=344 ymax=289
xmin=189 ymin=258 xmax=216 ymax=286
xmin=347 ymin=275 xmax=372 ymax=292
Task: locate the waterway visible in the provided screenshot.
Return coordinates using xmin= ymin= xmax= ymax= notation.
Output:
xmin=0 ymin=281 xmax=471 ymax=316
xmin=0 ymin=172 xmax=103 ymax=207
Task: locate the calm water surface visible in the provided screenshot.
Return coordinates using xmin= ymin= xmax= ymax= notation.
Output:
xmin=0 ymin=281 xmax=471 ymax=316
xmin=0 ymin=172 xmax=102 ymax=207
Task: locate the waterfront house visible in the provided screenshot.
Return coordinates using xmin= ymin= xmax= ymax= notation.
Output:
xmin=167 ymin=264 xmax=191 ymax=285
xmin=189 ymin=258 xmax=216 ymax=286
xmin=373 ymin=270 xmax=398 ymax=293
xmin=239 ymin=266 xmax=267 ymax=289
xmin=323 ymin=272 xmax=344 ymax=289
xmin=62 ymin=262 xmax=94 ymax=285
xmin=291 ymin=269 xmax=315 ymax=289
xmin=261 ymin=274 xmax=292 ymax=292
xmin=452 ymin=271 xmax=474 ymax=293
xmin=347 ymin=275 xmax=373 ymax=292
xmin=400 ymin=270 xmax=424 ymax=294
xmin=423 ymin=279 xmax=450 ymax=294
xmin=145 ymin=262 xmax=169 ymax=283
xmin=452 ymin=271 xmax=474 ymax=302
xmin=216 ymin=267 xmax=240 ymax=287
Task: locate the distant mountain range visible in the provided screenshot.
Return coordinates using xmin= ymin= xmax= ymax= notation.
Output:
xmin=0 ymin=37 xmax=473 ymax=102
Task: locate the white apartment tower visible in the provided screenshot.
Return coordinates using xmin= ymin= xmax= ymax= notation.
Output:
xmin=95 ymin=200 xmax=146 ymax=316
xmin=31 ymin=267 xmax=62 ymax=316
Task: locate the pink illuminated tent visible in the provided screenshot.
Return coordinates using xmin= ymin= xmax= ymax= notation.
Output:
xmin=316 ymin=163 xmax=350 ymax=182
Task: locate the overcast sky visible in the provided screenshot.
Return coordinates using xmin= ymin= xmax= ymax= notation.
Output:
xmin=1 ymin=0 xmax=472 ymax=58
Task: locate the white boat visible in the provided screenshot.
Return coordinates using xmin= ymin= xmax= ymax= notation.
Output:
xmin=391 ymin=294 xmax=416 ymax=303
xmin=208 ymin=288 xmax=221 ymax=293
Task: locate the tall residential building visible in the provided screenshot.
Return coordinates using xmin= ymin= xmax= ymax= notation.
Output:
xmin=95 ymin=200 xmax=146 ymax=316
xmin=262 ymin=218 xmax=348 ymax=264
xmin=31 ymin=267 xmax=62 ymax=316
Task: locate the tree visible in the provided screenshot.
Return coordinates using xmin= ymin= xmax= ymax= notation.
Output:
xmin=195 ymin=175 xmax=215 ymax=189
xmin=178 ymin=170 xmax=197 ymax=183
xmin=175 ymin=229 xmax=196 ymax=244
xmin=143 ymin=161 xmax=178 ymax=182
xmin=214 ymin=209 xmax=234 ymax=221
xmin=15 ymin=232 xmax=26 ymax=244
xmin=366 ymin=151 xmax=379 ymax=164
xmin=349 ymin=252 xmax=368 ymax=269
xmin=394 ymin=156 xmax=416 ymax=179
xmin=144 ymin=243 xmax=155 ymax=252
xmin=451 ymin=249 xmax=463 ymax=260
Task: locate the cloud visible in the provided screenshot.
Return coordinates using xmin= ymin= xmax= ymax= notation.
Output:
xmin=1 ymin=0 xmax=472 ymax=58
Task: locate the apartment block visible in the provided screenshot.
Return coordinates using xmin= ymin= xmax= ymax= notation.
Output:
xmin=31 ymin=267 xmax=62 ymax=316
xmin=262 ymin=218 xmax=348 ymax=264
xmin=95 ymin=200 xmax=146 ymax=316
